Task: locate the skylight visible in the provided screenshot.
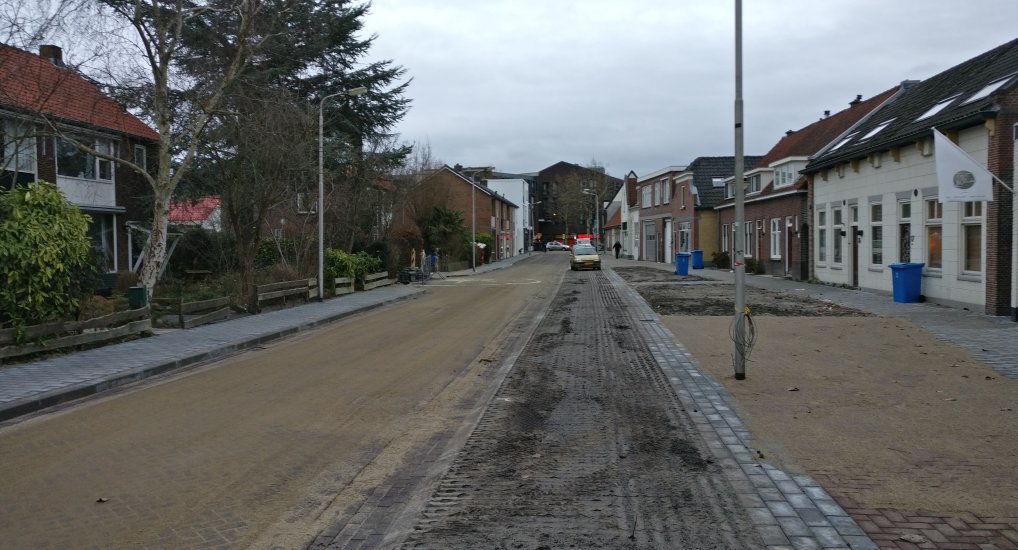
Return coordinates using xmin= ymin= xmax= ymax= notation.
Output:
xmin=962 ymin=74 xmax=1015 ymax=105
xmin=916 ymin=95 xmax=959 ymax=121
xmin=859 ymin=118 xmax=896 ymax=141
xmin=828 ymin=132 xmax=858 ymax=152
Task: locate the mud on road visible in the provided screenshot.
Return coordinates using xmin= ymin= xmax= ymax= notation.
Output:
xmin=401 ymin=271 xmax=764 ymax=549
xmin=614 ymin=266 xmax=868 ymax=317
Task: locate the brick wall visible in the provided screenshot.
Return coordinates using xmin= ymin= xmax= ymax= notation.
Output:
xmin=985 ymin=92 xmax=1018 ymax=316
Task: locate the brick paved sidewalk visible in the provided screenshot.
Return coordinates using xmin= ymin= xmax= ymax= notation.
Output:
xmin=606 ymin=256 xmax=1018 ymax=550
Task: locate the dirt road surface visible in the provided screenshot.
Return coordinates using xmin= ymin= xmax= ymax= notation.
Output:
xmin=0 ymin=257 xmax=561 ymax=549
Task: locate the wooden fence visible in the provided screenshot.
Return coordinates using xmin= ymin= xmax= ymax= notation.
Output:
xmin=0 ymin=307 xmax=152 ymax=361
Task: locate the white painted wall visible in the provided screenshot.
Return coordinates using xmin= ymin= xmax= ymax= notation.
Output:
xmin=486 ymin=178 xmax=528 ymax=256
xmin=812 ymin=126 xmax=988 ymax=308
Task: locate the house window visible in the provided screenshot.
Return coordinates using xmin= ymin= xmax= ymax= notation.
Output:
xmin=722 ymin=223 xmax=730 ymax=254
xmin=296 ymin=192 xmax=317 ymax=214
xmin=925 ymin=198 xmax=943 ymax=269
xmin=832 ymin=207 xmax=843 ymax=264
xmin=870 ymin=203 xmax=883 ymax=265
xmin=725 ymin=180 xmax=734 ymax=199
xmin=654 ymin=181 xmax=661 ymax=206
xmin=744 ymin=222 xmax=754 ymax=258
xmin=641 ymin=185 xmax=652 ymax=208
xmin=962 ymin=201 xmax=983 ymax=272
xmin=56 ymin=136 xmax=115 ymax=181
xmin=2 ymin=119 xmax=37 ymax=180
xmin=662 ymin=178 xmax=670 ymax=204
xmin=817 ymin=210 xmax=827 ymax=264
xmin=748 ymin=174 xmax=762 ymax=194
xmin=680 ymin=185 xmax=686 ymax=208
xmin=134 ymin=144 xmax=147 ymax=172
xmin=86 ymin=213 xmax=117 ymax=272
xmin=770 ymin=218 xmax=781 ymax=260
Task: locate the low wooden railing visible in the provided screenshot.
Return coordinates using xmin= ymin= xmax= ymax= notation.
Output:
xmin=0 ymin=307 xmax=152 ymax=361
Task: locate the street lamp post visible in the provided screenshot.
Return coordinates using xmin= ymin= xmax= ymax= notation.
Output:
xmin=583 ymin=189 xmax=600 ymax=250
xmin=318 ymin=86 xmax=367 ymax=301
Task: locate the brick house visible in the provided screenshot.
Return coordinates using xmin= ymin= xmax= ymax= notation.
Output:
xmin=634 ymin=166 xmax=685 ymax=263
xmin=635 ymin=157 xmax=762 ymax=266
xmin=533 ymin=161 xmax=622 ymax=248
xmin=716 ymin=89 xmax=899 ymax=279
xmin=803 ymin=38 xmax=1018 ymax=316
xmin=0 ymin=44 xmax=159 ymax=273
xmin=413 ymin=165 xmax=517 ymax=262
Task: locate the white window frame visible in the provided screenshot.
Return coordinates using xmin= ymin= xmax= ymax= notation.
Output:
xmin=961 ymin=201 xmax=983 ymax=274
xmin=56 ymin=136 xmax=116 ymax=182
xmin=925 ymin=198 xmax=943 ymax=270
xmin=641 ymin=185 xmax=652 ymax=208
xmin=832 ymin=207 xmax=844 ymax=265
xmin=722 ymin=223 xmax=730 ymax=255
xmin=2 ymin=119 xmax=37 ymax=177
xmin=770 ymin=218 xmax=781 ymax=260
xmin=817 ymin=209 xmax=827 ymax=264
xmin=654 ymin=181 xmax=662 ymax=206
xmin=134 ymin=144 xmax=147 ymax=172
xmin=744 ymin=221 xmax=754 ymax=258
xmin=748 ymin=174 xmax=762 ymax=194
xmin=661 ymin=178 xmax=670 ymax=204
xmin=870 ymin=203 xmax=883 ymax=266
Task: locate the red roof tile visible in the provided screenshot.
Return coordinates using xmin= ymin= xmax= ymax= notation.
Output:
xmin=169 ymin=196 xmax=220 ymax=222
xmin=0 ymin=45 xmax=159 ymax=141
xmin=757 ymin=87 xmax=899 ymax=166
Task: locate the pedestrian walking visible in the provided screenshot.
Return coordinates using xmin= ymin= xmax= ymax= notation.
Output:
xmin=613 ymin=241 xmax=622 ymax=259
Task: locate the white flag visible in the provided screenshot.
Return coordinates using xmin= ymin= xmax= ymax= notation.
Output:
xmin=933 ymin=128 xmax=994 ymax=203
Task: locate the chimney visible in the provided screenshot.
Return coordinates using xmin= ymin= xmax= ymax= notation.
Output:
xmin=849 ymin=94 xmax=862 ymax=106
xmin=786 ymin=130 xmax=794 ymax=136
xmin=39 ymin=45 xmax=64 ymax=67
xmin=824 ymin=110 xmax=831 ymax=118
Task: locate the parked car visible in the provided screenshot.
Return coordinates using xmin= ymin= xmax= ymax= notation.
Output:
xmin=546 ymin=241 xmax=570 ymax=251
xmin=570 ymin=244 xmax=601 ymax=270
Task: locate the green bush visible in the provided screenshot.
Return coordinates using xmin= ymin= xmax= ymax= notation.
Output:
xmin=256 ymin=236 xmax=297 ymax=269
xmin=0 ymin=181 xmax=94 ymax=331
xmin=324 ymin=248 xmax=383 ymax=280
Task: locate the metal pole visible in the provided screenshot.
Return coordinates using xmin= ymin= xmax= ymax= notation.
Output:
xmin=318 ymin=94 xmax=334 ymax=303
xmin=733 ymin=0 xmax=747 ymax=379
xmin=317 ymin=87 xmax=367 ymax=302
xmin=472 ymin=181 xmax=476 ymax=272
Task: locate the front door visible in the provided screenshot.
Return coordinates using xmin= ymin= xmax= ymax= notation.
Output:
xmin=643 ymin=221 xmax=657 ymax=262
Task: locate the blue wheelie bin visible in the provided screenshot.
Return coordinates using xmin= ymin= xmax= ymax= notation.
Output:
xmin=889 ymin=262 xmax=924 ymax=303
xmin=675 ymin=252 xmax=691 ymax=276
xmin=691 ymin=250 xmax=704 ymax=269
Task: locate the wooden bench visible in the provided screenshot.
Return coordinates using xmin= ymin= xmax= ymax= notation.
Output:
xmin=0 ymin=307 xmax=152 ymax=362
xmin=361 ymin=271 xmax=394 ymax=291
xmin=333 ymin=276 xmax=355 ymax=296
xmin=154 ymin=296 xmax=231 ymax=329
xmin=253 ymin=278 xmax=312 ymax=313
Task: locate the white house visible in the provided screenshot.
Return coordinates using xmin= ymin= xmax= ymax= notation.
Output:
xmin=486 ymin=178 xmax=530 ymax=255
xmin=804 ymin=38 xmax=1018 ymax=317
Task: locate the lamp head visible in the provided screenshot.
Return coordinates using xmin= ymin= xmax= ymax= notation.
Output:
xmin=346 ymin=86 xmax=368 ymax=97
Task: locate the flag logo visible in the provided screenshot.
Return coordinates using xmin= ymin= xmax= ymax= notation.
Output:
xmin=953 ymin=171 xmax=976 ymax=190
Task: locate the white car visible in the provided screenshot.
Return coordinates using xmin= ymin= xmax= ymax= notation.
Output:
xmin=570 ymin=244 xmax=601 ymax=270
xmin=545 ymin=241 xmax=570 ymax=251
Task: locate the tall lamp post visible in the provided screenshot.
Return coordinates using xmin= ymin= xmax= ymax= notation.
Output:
xmin=318 ymin=86 xmax=368 ymax=301
xmin=582 ymin=188 xmax=600 ymax=250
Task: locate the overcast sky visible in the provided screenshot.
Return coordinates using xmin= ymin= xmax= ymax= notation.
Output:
xmin=361 ymin=1 xmax=1018 ymax=179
